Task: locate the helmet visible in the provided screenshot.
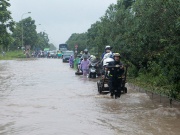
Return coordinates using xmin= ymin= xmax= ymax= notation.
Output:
xmin=83 ymin=54 xmax=88 ymax=59
xmin=90 ymin=55 xmax=93 ymax=59
xmin=90 ymin=55 xmax=96 ymax=61
xmin=105 ymin=45 xmax=112 ymax=50
xmin=103 ymin=57 xmax=114 ymax=66
xmin=113 ymin=53 xmax=121 ymax=57
xmin=84 ymin=49 xmax=88 ymax=52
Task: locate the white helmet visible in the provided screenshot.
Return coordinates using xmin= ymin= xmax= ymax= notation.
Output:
xmin=105 ymin=45 xmax=110 ymax=49
xmin=105 ymin=45 xmax=112 ymax=50
xmin=90 ymin=55 xmax=96 ymax=61
xmin=103 ymin=57 xmax=114 ymax=66
xmin=89 ymin=55 xmax=93 ymax=59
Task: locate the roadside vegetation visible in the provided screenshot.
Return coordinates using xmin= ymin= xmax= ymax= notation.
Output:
xmin=0 ymin=50 xmax=26 ymax=60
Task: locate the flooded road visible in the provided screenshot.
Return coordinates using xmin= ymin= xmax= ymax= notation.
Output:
xmin=0 ymin=59 xmax=180 ymax=135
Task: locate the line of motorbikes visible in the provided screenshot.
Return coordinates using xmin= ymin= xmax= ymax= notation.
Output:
xmin=74 ymin=55 xmax=102 ymax=79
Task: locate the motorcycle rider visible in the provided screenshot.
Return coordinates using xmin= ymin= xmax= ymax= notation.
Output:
xmin=81 ymin=49 xmax=90 ymax=59
xmin=102 ymin=45 xmax=113 ymax=59
xmin=74 ymin=54 xmax=81 ymax=72
xmin=80 ymin=55 xmax=90 ymax=76
xmin=89 ymin=55 xmax=96 ymax=62
xmin=88 ymin=55 xmax=100 ymax=78
xmin=69 ymin=55 xmax=74 ymax=68
xmin=104 ymin=53 xmax=124 ymax=98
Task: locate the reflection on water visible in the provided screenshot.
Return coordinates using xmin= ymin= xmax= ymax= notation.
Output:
xmin=0 ymin=59 xmax=180 ymax=135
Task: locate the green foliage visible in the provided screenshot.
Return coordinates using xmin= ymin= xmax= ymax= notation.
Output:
xmin=0 ymin=0 xmax=14 ymax=51
xmin=122 ymin=0 xmax=135 ymax=9
xmin=11 ymin=17 xmax=53 ymax=51
xmin=49 ymin=43 xmax=56 ymax=50
xmin=11 ymin=17 xmax=38 ymax=50
xmin=66 ymin=33 xmax=88 ymax=52
xmin=10 ymin=22 xmax=21 ymax=50
xmin=36 ymin=32 xmax=50 ymax=50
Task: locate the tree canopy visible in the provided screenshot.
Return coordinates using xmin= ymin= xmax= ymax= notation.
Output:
xmin=0 ymin=0 xmax=14 ymax=51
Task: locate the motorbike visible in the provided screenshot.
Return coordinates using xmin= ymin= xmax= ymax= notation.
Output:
xmin=88 ymin=61 xmax=100 ymax=78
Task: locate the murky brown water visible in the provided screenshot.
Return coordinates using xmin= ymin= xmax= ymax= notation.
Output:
xmin=0 ymin=59 xmax=180 ymax=135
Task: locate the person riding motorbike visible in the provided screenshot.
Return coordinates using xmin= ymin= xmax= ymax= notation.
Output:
xmin=88 ymin=55 xmax=101 ymax=78
xmin=80 ymin=55 xmax=90 ymax=76
xmin=103 ymin=53 xmax=124 ymax=99
xmin=102 ymin=45 xmax=113 ymax=59
xmin=74 ymin=54 xmax=81 ymax=71
xmin=69 ymin=55 xmax=74 ymax=68
xmin=89 ymin=55 xmax=98 ymax=62
xmin=81 ymin=49 xmax=90 ymax=60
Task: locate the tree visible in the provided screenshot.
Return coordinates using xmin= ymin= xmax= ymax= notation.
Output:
xmin=12 ymin=17 xmax=38 ymax=50
xmin=35 ymin=32 xmax=50 ymax=50
xmin=66 ymin=33 xmax=87 ymax=53
xmin=11 ymin=22 xmax=21 ymax=50
xmin=0 ymin=0 xmax=14 ymax=51
xmin=21 ymin=17 xmax=38 ymax=49
xmin=49 ymin=43 xmax=56 ymax=50
xmin=122 ymin=0 xmax=135 ymax=9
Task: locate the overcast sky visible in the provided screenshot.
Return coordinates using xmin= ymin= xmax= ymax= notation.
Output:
xmin=9 ymin=0 xmax=117 ymax=47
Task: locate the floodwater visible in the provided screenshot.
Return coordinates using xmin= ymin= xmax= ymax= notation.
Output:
xmin=0 ymin=59 xmax=180 ymax=135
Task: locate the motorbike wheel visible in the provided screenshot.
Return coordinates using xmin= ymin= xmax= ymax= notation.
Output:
xmin=124 ymin=87 xmax=127 ymax=93
xmin=90 ymin=73 xmax=96 ymax=78
xmin=93 ymin=73 xmax=96 ymax=78
xmin=89 ymin=73 xmax=91 ymax=78
xmin=97 ymin=82 xmax=101 ymax=94
xmin=75 ymin=71 xmax=83 ymax=75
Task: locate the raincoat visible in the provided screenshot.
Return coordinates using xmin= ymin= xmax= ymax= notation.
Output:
xmin=69 ymin=55 xmax=74 ymax=67
xmin=80 ymin=59 xmax=90 ymax=76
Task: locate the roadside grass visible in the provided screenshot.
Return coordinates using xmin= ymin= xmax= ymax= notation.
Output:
xmin=127 ymin=74 xmax=180 ymax=100
xmin=0 ymin=51 xmax=26 ymax=60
